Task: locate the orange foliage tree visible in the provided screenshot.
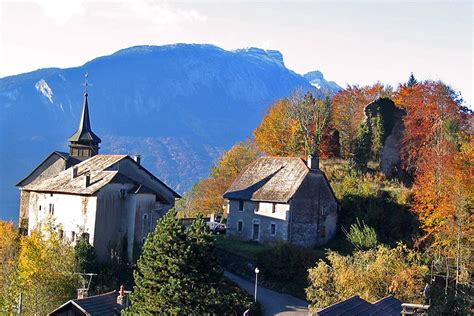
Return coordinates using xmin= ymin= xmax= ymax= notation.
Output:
xmin=254 ymin=99 xmax=304 ymax=156
xmin=393 ymin=80 xmax=466 ymax=174
xmin=332 ymin=83 xmax=393 ymax=158
xmin=254 ymin=94 xmax=339 ymax=159
xmin=180 ymin=140 xmax=259 ymax=217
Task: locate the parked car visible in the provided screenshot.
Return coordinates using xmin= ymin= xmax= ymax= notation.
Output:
xmin=207 ymin=222 xmax=226 ymax=235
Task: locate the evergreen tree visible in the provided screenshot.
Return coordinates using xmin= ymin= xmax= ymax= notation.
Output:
xmin=370 ymin=113 xmax=384 ymax=163
xmin=186 ymin=216 xmax=223 ymax=312
xmin=74 ymin=235 xmax=97 ymax=273
xmin=352 ymin=120 xmax=372 ymax=171
xmin=407 ymin=72 xmax=417 ymax=87
xmin=128 ymin=211 xmax=223 ymax=314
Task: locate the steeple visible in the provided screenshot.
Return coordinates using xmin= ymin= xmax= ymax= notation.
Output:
xmin=69 ymin=73 xmax=101 ymax=158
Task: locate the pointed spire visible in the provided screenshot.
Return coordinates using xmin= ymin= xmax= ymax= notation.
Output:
xmin=69 ymin=72 xmax=101 ymax=158
xmin=69 ymin=92 xmax=101 ymax=143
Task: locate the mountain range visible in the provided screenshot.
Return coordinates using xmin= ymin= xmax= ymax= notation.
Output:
xmin=0 ymin=44 xmax=341 ymax=221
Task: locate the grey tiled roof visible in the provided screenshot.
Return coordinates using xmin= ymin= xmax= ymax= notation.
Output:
xmin=317 ymin=295 xmax=402 ymax=316
xmin=49 ymin=291 xmax=123 ymax=315
xmin=23 ymin=154 xmax=128 ymax=195
xmin=73 ymin=291 xmax=122 ymax=316
xmin=223 ymin=157 xmax=310 ymax=203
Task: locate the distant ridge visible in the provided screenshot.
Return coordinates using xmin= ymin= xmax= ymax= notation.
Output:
xmin=0 ymin=43 xmax=340 ymax=221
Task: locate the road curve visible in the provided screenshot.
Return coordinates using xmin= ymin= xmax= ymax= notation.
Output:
xmin=224 ymin=271 xmax=309 ymax=316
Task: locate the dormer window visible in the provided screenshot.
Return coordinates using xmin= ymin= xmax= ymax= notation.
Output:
xmin=238 ymin=200 xmax=244 ymax=211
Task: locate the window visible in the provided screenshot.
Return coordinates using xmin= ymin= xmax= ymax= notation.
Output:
xmin=142 ymin=237 xmax=146 ymax=245
xmin=237 ymin=221 xmax=243 ymax=232
xmin=39 ymin=205 xmax=41 ymax=211
xmin=238 ymin=200 xmax=244 ymax=211
xmin=50 ymin=193 xmax=53 ymax=197
xmin=143 ymin=214 xmax=148 ymax=221
xmin=321 ymin=205 xmax=328 ymax=217
xmin=255 ymin=203 xmax=260 ymax=213
xmin=58 ymin=229 xmax=64 ymax=239
xmin=49 ymin=204 xmax=54 ymax=215
xmin=272 ymin=203 xmax=276 ymax=213
xmin=71 ymin=231 xmax=76 ymax=242
xmin=270 ymin=223 xmax=277 ymax=236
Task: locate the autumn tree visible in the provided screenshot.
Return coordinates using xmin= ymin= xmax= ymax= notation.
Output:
xmin=332 ymin=83 xmax=393 ymax=158
xmin=412 ymin=134 xmax=473 ymax=298
xmin=16 ymin=220 xmax=78 ymax=315
xmin=181 ymin=140 xmax=259 ymax=217
xmin=254 ymin=99 xmax=303 ymax=156
xmin=306 ymin=243 xmax=428 ymax=311
xmin=393 ymin=80 xmax=467 ymax=174
xmin=0 ymin=222 xmax=20 ymax=313
xmin=287 ymin=92 xmax=332 ymax=158
xmin=254 ymin=95 xmax=339 ymax=159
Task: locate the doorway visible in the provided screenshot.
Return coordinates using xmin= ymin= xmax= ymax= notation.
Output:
xmin=252 ymin=223 xmax=260 ymax=241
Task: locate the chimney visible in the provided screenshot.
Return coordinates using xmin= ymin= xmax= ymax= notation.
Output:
xmin=77 ymin=288 xmax=88 ymax=299
xmin=134 ymin=154 xmax=141 ymax=165
xmin=84 ymin=174 xmax=91 ymax=188
xmin=117 ymin=285 xmax=130 ymax=308
xmin=71 ymin=166 xmax=78 ymax=179
xmin=307 ymin=154 xmax=319 ymax=170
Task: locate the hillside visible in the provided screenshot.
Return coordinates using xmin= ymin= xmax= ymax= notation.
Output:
xmin=0 ymin=44 xmax=339 ymax=221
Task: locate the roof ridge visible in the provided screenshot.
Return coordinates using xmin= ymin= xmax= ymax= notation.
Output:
xmin=74 ymin=290 xmax=117 ymax=302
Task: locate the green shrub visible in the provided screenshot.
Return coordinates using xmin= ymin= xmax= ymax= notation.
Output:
xmin=256 ymin=242 xmax=323 ymax=298
xmin=342 ymin=218 xmax=377 ymax=250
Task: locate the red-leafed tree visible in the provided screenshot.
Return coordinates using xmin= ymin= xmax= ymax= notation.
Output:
xmin=332 ymin=83 xmax=393 ymax=158
xmin=393 ymin=80 xmax=467 ymax=174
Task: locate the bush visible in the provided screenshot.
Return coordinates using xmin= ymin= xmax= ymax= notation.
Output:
xmin=306 ymin=243 xmax=428 ymax=312
xmin=256 ymin=242 xmax=323 ymax=298
xmin=342 ymin=218 xmax=377 ymax=250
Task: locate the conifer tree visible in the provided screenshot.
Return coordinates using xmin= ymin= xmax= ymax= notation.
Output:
xmin=74 ymin=235 xmax=97 ymax=273
xmin=352 ymin=120 xmax=372 ymax=171
xmin=128 ymin=211 xmax=223 ymax=314
xmin=370 ymin=113 xmax=384 ymax=163
xmin=407 ymin=72 xmax=417 ymax=87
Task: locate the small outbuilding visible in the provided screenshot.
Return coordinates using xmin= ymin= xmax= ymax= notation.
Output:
xmin=224 ymin=156 xmax=338 ymax=247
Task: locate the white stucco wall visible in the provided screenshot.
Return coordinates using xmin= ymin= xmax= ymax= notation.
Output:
xmin=27 ymin=191 xmax=97 ymax=244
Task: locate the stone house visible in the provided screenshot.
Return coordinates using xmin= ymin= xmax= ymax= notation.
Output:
xmin=223 ymin=156 xmax=338 ymax=247
xmin=17 ymin=91 xmax=180 ymax=262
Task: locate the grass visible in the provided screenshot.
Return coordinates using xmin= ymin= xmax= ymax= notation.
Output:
xmin=215 ymin=235 xmax=271 ymax=259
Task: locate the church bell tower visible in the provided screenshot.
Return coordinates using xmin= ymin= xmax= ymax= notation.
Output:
xmin=68 ymin=73 xmax=101 ymax=158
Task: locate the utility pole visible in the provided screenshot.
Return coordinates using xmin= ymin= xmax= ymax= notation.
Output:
xmin=254 ymin=267 xmax=260 ymax=303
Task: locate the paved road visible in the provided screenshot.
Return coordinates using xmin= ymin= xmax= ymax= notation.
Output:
xmin=224 ymin=271 xmax=309 ymax=316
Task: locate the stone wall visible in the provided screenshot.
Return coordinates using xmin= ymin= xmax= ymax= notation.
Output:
xmin=289 ymin=172 xmax=337 ymax=247
xmin=226 ymin=199 xmax=290 ymax=244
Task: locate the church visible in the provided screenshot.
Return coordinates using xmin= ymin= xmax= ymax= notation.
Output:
xmin=16 ymin=87 xmax=180 ymax=262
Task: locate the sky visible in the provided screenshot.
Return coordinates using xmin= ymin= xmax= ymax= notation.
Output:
xmin=0 ymin=0 xmax=472 ymax=105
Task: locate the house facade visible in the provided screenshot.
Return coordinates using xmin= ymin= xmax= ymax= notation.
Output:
xmin=224 ymin=156 xmax=338 ymax=247
xmin=17 ymin=91 xmax=179 ymax=262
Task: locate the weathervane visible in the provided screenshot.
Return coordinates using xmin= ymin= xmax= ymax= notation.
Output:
xmin=82 ymin=71 xmax=92 ymax=94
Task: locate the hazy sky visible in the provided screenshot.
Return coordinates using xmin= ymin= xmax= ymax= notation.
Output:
xmin=1 ymin=0 xmax=472 ymax=105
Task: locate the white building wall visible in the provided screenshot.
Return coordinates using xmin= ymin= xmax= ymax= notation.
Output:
xmin=27 ymin=191 xmax=97 ymax=244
